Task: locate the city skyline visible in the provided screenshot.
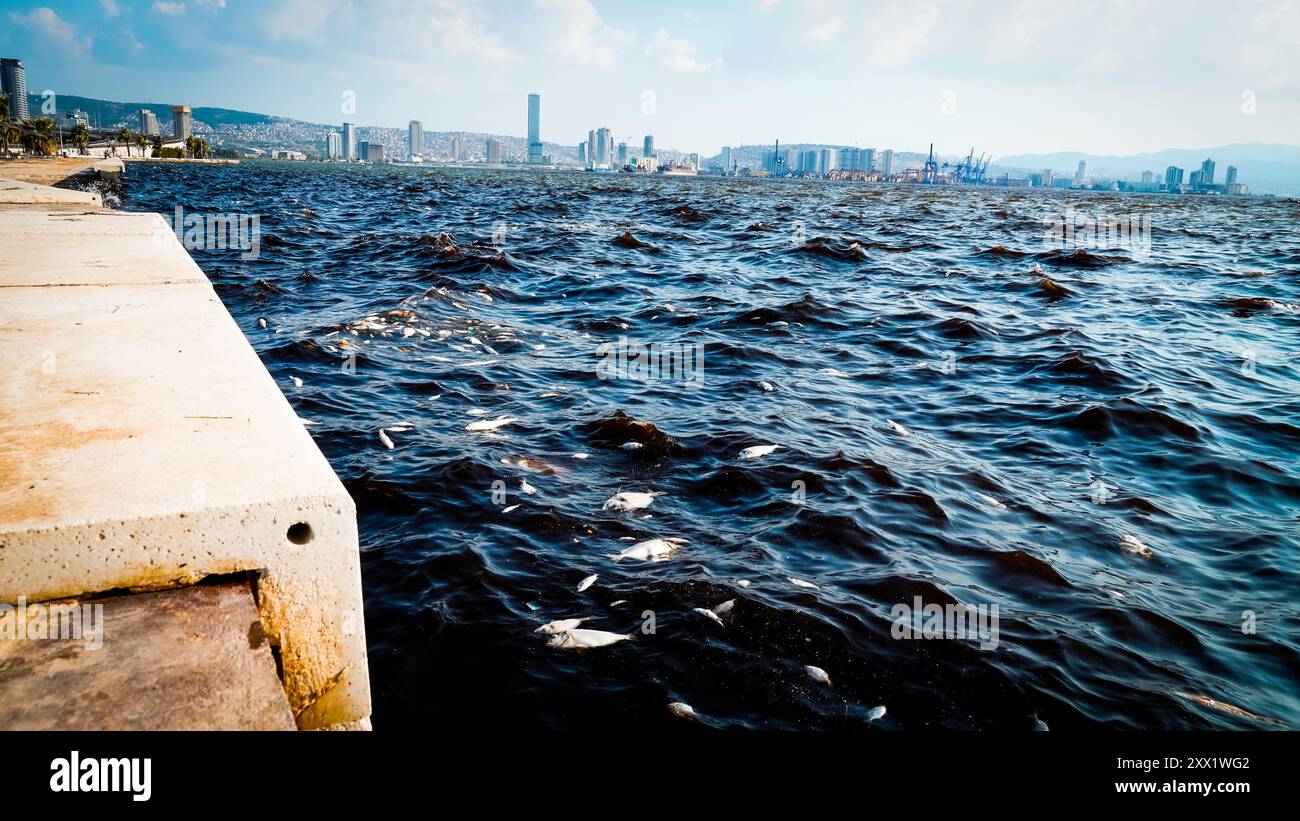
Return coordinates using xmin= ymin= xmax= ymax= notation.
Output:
xmin=2 ymin=1 xmax=1297 ymax=159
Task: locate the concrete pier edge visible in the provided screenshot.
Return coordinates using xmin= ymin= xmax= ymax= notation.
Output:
xmin=0 ymin=172 xmax=372 ymax=730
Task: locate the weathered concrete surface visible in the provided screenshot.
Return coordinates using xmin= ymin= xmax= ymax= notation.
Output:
xmin=93 ymin=158 xmax=125 ymax=179
xmin=0 ymin=202 xmax=371 ymax=729
xmin=0 ymin=177 xmax=101 ymax=207
xmin=0 ymin=581 xmax=296 ymax=730
xmin=0 ymin=158 xmax=100 ymax=187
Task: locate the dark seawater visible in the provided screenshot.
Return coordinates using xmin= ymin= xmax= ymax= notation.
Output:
xmin=120 ymin=161 xmax=1300 ymax=730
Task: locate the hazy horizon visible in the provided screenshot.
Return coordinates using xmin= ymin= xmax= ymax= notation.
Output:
xmin=2 ymin=0 xmax=1298 ymax=158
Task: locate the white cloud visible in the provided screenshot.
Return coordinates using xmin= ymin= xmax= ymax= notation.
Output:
xmin=532 ymin=0 xmax=635 ymax=66
xmin=195 ymin=0 xmax=228 ymax=7
xmin=265 ymin=0 xmax=353 ymax=42
xmin=8 ymin=7 xmax=90 ymax=55
xmin=398 ymin=0 xmax=512 ymax=61
xmin=99 ymin=0 xmax=121 ymax=17
xmin=645 ymin=29 xmax=717 ymax=73
xmin=151 ymin=1 xmax=187 ymax=15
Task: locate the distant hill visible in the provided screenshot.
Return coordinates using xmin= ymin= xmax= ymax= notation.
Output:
xmin=24 ymin=93 xmax=277 ymax=130
xmin=995 ymin=143 xmax=1300 ymax=196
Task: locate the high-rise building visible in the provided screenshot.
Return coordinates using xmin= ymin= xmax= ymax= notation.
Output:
xmin=837 ymin=147 xmax=874 ymax=174
xmin=595 ymin=127 xmax=612 ymax=167
xmin=326 ymin=130 xmax=342 ymax=159
xmin=688 ymin=153 xmax=699 ymax=170
xmin=617 ymin=142 xmax=628 ymax=168
xmin=0 ymin=58 xmax=29 ymax=121
xmin=1226 ymin=165 xmax=1238 ymax=185
xmin=873 ymin=150 xmax=894 ymax=179
xmin=1164 ymin=165 xmax=1184 ymax=190
xmin=171 ymin=104 xmax=192 ymax=140
xmin=720 ymin=145 xmax=732 ymax=174
xmin=408 ymin=120 xmax=423 ymax=161
xmin=342 ymin=122 xmax=356 ymax=160
xmin=1140 ymin=170 xmax=1154 ymax=184
xmin=818 ymin=148 xmax=837 ymax=175
xmin=485 ymin=137 xmax=501 ymax=164
xmin=587 ymin=130 xmax=595 ymax=167
xmin=138 ymin=109 xmax=160 ymax=136
xmin=527 ymin=93 xmax=542 ymax=164
xmin=643 ymin=134 xmax=654 ymax=159
xmin=451 ymin=135 xmax=466 ymax=162
xmin=1074 ymin=160 xmax=1087 ymax=182
xmin=577 ymin=142 xmax=586 ymax=164
xmin=1199 ymin=158 xmax=1215 ymax=187
xmin=1040 ymin=168 xmax=1053 ymax=187
xmin=1188 ymin=170 xmax=1202 ymax=189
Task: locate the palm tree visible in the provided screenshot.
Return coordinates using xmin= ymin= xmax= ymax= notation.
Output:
xmin=20 ymin=118 xmax=59 ymax=157
xmin=0 ymin=92 xmax=12 ymax=160
xmin=70 ymin=123 xmax=90 ymax=155
xmin=135 ymin=133 xmax=148 ymax=157
xmin=152 ymin=133 xmax=163 ymax=157
xmin=117 ymin=127 xmax=132 ymax=157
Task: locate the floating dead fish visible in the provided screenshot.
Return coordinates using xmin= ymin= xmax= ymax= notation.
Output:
xmin=1032 ymin=713 xmax=1049 ymax=731
xmin=788 ymin=577 xmax=819 ymax=590
xmin=520 ymin=479 xmax=537 ymax=495
xmin=621 ymin=441 xmax=644 ymax=450
xmin=466 ymin=416 xmax=517 ymax=432
xmin=402 ymin=327 xmax=416 ymax=338
xmin=692 ymin=607 xmax=725 ymax=628
xmin=667 ymin=701 xmax=696 ymax=720
xmin=610 ymin=600 xmax=628 ymax=607
xmin=759 ymin=381 xmax=775 ymax=392
xmin=547 ymin=628 xmax=634 ymax=650
xmin=602 ymin=491 xmax=661 ymax=512
xmin=805 ymin=664 xmax=832 ymax=685
xmin=257 ymin=317 xmax=268 ymax=328
xmin=739 ymin=444 xmax=781 ymax=460
xmin=573 ymin=453 xmax=589 ymax=459
xmin=387 ymin=425 xmax=413 ymax=432
xmin=713 ymin=599 xmax=735 ymax=615
xmin=502 ymin=504 xmax=519 ymax=513
xmin=577 ymin=574 xmax=598 ymax=592
xmin=866 ymin=705 xmax=886 ymax=722
xmin=736 ymin=580 xmax=751 ymax=588
xmin=1173 ymin=691 xmax=1285 ymax=726
xmin=888 ymin=420 xmax=911 ymax=437
xmin=609 ymin=537 xmax=687 ymax=563
xmin=378 ymin=429 xmax=395 ymax=450
xmin=1120 ymin=533 xmax=1154 ymax=558
xmin=978 ymin=493 xmax=1007 ymax=511
xmin=535 ymin=616 xmax=590 ymax=635
xmin=291 ymin=376 xmax=303 ymax=388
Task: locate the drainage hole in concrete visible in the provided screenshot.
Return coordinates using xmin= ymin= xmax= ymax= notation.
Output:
xmin=286 ymin=522 xmax=314 ymax=545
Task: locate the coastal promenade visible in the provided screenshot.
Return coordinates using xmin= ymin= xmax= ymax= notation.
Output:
xmin=0 ymin=172 xmax=372 ymax=730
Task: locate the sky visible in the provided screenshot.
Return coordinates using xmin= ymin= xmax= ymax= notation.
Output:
xmin=2 ymin=0 xmax=1298 ymax=158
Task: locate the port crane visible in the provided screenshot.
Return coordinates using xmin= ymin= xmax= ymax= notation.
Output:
xmin=922 ymin=143 xmax=939 ymax=184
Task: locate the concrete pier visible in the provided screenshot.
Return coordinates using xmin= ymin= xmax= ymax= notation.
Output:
xmin=0 ymin=176 xmax=372 ymax=729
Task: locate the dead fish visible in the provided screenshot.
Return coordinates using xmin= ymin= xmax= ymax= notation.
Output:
xmin=257 ymin=317 xmax=268 ymax=328
xmin=692 ymin=607 xmax=725 ymax=628
xmin=1120 ymin=533 xmax=1154 ymax=558
xmin=608 ymin=537 xmax=687 ymax=563
xmin=621 ymin=441 xmax=644 ymax=450
xmin=577 ymin=574 xmax=598 ymax=592
xmin=712 ymin=599 xmax=735 ymax=615
xmin=1173 ymin=691 xmax=1285 ymax=726
xmin=378 ymin=428 xmax=395 ymax=449
xmin=466 ymin=416 xmax=516 ymax=432
xmin=573 ymin=452 xmax=589 ymax=459
xmin=739 ymin=444 xmax=781 ymax=460
xmin=501 ymin=504 xmax=519 ymax=513
xmin=1032 ymin=712 xmax=1049 ymax=731
xmin=759 ymin=381 xmax=775 ymax=392
xmin=602 ymin=491 xmax=661 ymax=512
xmin=736 ymin=580 xmax=751 ymax=588
xmin=978 ymin=493 xmax=1007 ymax=511
xmin=520 ymin=479 xmax=538 ymax=495
xmin=547 ymin=628 xmax=633 ymax=650
xmin=888 ymin=420 xmax=911 ymax=437
xmin=805 ymin=664 xmax=832 ymax=685
xmin=667 ymin=701 xmax=696 ymax=720
xmin=610 ymin=600 xmax=628 ymax=607
xmin=788 ymin=577 xmax=819 ymax=590
xmin=291 ymin=376 xmax=303 ymax=388
xmin=866 ymin=705 xmax=887 ymax=722
xmin=535 ymin=616 xmax=590 ymax=635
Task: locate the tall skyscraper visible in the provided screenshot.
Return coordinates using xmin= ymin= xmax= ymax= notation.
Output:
xmin=818 ymin=148 xmax=837 ymax=175
xmin=1040 ymin=168 xmax=1054 ymax=187
xmin=170 ymin=104 xmax=192 ymax=140
xmin=342 ymin=123 xmax=356 ymax=160
xmin=595 ymin=127 xmax=612 ymax=167
xmin=617 ymin=142 xmax=628 ymax=168
xmin=1075 ymin=160 xmax=1087 ymax=182
xmin=0 ymin=58 xmax=29 ymax=121
xmin=1140 ymin=170 xmax=1154 ymax=184
xmin=1164 ymin=166 xmax=1184 ymax=190
xmin=451 ymin=135 xmax=466 ymax=161
xmin=326 ymin=130 xmax=342 ymax=160
xmin=527 ymin=93 xmax=542 ymax=164
xmin=643 ymin=134 xmax=654 ymax=159
xmin=138 ymin=109 xmax=160 ymax=136
xmin=578 ymin=142 xmax=586 ymax=164
xmin=720 ymin=145 xmax=732 ymax=174
xmin=587 ymin=130 xmax=596 ymax=167
xmin=1225 ymin=165 xmax=1238 ymax=185
xmin=1200 ymin=158 xmax=1215 ymax=186
xmin=485 ymin=137 xmax=501 ymax=164
xmin=880 ymin=149 xmax=894 ymax=178
xmin=408 ymin=120 xmax=423 ymax=161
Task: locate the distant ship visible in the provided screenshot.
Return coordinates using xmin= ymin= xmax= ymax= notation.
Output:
xmin=656 ymin=165 xmax=698 ymax=177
